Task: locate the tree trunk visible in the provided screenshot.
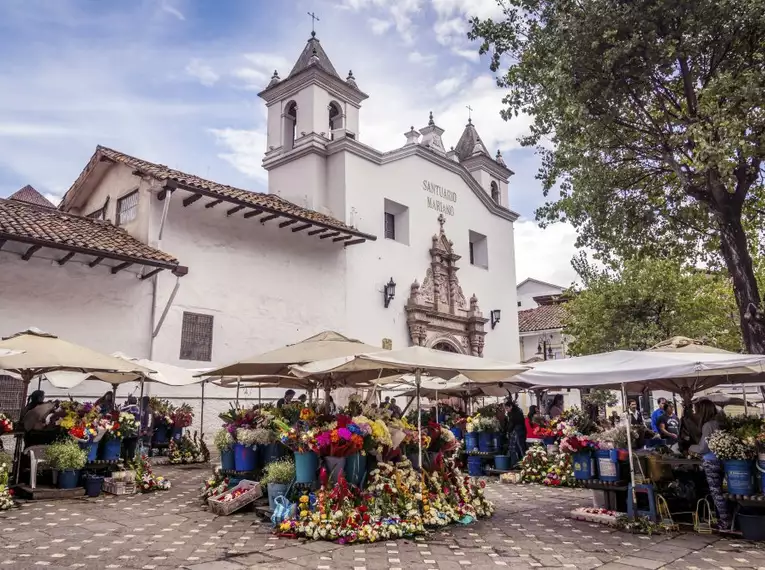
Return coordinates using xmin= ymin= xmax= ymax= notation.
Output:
xmin=716 ymin=210 xmax=765 ymax=353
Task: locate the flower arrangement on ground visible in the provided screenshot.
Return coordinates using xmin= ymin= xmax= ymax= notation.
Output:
xmin=0 ymin=463 xmax=14 ymax=510
xmin=131 ymin=454 xmax=171 ymax=492
xmin=200 ymin=470 xmax=230 ymax=503
xmin=519 ymin=444 xmax=550 ymax=483
xmin=543 ymin=453 xmax=576 ymax=487
xmin=169 ymin=432 xmax=210 ymax=464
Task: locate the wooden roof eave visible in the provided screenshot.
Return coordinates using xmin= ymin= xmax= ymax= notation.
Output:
xmin=162 ymin=182 xmax=377 ymax=245
xmin=0 ymin=231 xmax=187 ymax=277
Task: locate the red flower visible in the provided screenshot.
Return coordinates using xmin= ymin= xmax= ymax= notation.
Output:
xmin=336 ymin=414 xmax=351 ymax=429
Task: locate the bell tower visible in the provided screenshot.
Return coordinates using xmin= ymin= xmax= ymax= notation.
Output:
xmin=258 ymin=31 xmax=368 ymax=214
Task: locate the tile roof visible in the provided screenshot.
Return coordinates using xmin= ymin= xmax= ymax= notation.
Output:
xmin=8 ymin=185 xmax=56 ymax=209
xmin=77 ymin=146 xmax=374 ymax=240
xmin=518 ymin=304 xmax=567 ymax=333
xmin=0 ymin=198 xmax=179 ymax=267
xmin=288 ymin=34 xmax=340 ymax=80
xmin=454 ymin=121 xmax=490 ymax=162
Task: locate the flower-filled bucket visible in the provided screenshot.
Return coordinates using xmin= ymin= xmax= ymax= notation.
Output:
xmin=724 ymin=459 xmax=755 ymax=496
xmin=345 ymin=452 xmax=367 ymax=487
xmin=478 ymin=432 xmax=495 ymax=453
xmin=57 ymin=469 xmax=80 ymax=489
xmin=99 ymin=439 xmax=122 ymax=462
xmin=573 ymin=451 xmax=595 ymax=480
xmin=220 ymin=448 xmax=236 ymax=471
xmin=596 ymin=449 xmax=620 ymax=482
xmin=233 ymin=443 xmax=258 ymax=472
xmin=294 ymin=451 xmax=318 ymax=483
xmin=260 ymin=442 xmax=287 ymax=465
xmin=465 ymin=432 xmax=479 ymax=452
xmin=450 ymin=426 xmax=463 ymax=440
xmin=324 ymin=456 xmax=347 ymax=484
xmin=79 ymin=441 xmax=98 ymax=463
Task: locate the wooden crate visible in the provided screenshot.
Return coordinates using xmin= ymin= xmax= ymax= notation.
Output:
xmin=208 ymin=480 xmax=262 ymax=516
xmin=103 ymin=477 xmax=136 ymax=495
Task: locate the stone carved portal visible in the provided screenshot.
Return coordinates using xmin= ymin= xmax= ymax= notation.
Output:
xmin=406 ymin=215 xmax=488 ymax=356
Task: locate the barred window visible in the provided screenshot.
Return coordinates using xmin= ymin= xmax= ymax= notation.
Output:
xmin=180 ymin=312 xmax=214 ymax=361
xmin=117 ymin=190 xmax=139 ymax=226
xmin=0 ymin=375 xmax=25 ymax=421
xmin=384 ymin=212 xmax=396 ymax=240
xmin=87 ymin=207 xmax=105 ymax=221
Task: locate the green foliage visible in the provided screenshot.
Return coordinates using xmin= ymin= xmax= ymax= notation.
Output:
xmin=469 ymin=0 xmax=765 ymax=352
xmin=583 ymin=390 xmax=619 ymax=408
xmin=261 ymin=458 xmax=295 ymax=486
xmin=45 ymin=440 xmax=87 ymax=470
xmin=563 ymin=258 xmax=742 ymax=355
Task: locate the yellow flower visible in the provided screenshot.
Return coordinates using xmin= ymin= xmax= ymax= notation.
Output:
xmin=300 ymin=510 xmax=309 ymax=518
xmin=299 ymin=495 xmax=309 ymax=503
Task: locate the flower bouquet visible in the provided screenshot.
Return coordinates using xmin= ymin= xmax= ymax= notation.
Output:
xmin=131 ymin=454 xmax=171 ymax=492
xmin=559 ymin=434 xmax=599 ymax=454
xmin=708 ymin=430 xmax=756 ymax=461
xmin=543 ymin=453 xmax=576 ymax=487
xmin=171 ymin=403 xmax=194 ymax=428
xmin=0 ymin=462 xmax=14 ymax=511
xmin=519 ymin=444 xmax=549 ymax=483
xmin=0 ymin=414 xmax=13 ymax=435
xmin=169 ymin=432 xmax=210 ymax=464
xmin=312 ymin=415 xmax=365 ymax=458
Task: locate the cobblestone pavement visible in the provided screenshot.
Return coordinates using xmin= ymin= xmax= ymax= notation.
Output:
xmin=1 ymin=464 xmax=763 ymax=570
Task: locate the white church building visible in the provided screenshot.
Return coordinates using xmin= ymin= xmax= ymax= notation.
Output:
xmin=0 ymin=32 xmax=522 ymax=417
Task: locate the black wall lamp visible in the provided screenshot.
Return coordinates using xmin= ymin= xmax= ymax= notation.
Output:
xmin=383 ymin=277 xmax=396 ymax=308
xmin=490 ymin=309 xmax=501 ymax=329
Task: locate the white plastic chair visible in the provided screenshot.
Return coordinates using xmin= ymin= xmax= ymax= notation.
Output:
xmin=25 ymin=445 xmax=49 ymax=489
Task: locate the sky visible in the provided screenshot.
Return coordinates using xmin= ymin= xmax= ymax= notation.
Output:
xmin=0 ymin=0 xmax=583 ymax=288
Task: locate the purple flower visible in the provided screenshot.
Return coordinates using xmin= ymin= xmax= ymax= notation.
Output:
xmin=337 ymin=427 xmax=352 ymax=441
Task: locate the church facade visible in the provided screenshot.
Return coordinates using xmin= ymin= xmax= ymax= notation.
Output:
xmin=0 ymin=33 xmax=521 ymax=394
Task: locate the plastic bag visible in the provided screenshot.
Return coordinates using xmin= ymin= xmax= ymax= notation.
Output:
xmin=271 ymin=495 xmax=293 ymax=527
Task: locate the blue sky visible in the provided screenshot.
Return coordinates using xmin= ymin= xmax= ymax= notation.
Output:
xmin=0 ymin=0 xmax=581 ymax=286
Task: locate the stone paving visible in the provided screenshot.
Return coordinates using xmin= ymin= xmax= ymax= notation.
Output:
xmin=0 ymin=464 xmax=763 ymax=570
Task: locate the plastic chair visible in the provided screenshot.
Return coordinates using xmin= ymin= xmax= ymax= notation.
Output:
xmin=25 ymin=445 xmax=49 ymax=489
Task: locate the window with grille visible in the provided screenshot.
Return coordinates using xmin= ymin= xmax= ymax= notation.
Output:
xmin=0 ymin=375 xmax=25 ymax=421
xmin=384 ymin=212 xmax=396 ymax=240
xmin=117 ymin=190 xmax=139 ymax=226
xmin=180 ymin=312 xmax=214 ymax=361
xmin=87 ymin=207 xmax=105 ymax=221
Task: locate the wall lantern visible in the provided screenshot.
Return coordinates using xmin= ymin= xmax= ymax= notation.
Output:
xmin=383 ymin=277 xmax=396 ymax=308
xmin=490 ymin=309 xmax=501 ymax=329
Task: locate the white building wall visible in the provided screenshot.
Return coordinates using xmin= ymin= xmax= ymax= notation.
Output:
xmin=517 ymin=280 xmax=565 ymax=310
xmin=341 ymin=153 xmax=521 ymax=362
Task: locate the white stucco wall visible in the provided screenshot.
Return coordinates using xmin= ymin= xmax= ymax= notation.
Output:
xmin=519 ymin=331 xmax=569 ymax=363
xmin=0 ymin=250 xmax=153 ymax=357
xmin=341 ymin=152 xmax=521 ymax=362
xmin=517 ymin=279 xmax=565 ymax=310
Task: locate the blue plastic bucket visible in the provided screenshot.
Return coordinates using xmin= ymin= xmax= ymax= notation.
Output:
xmin=345 ymin=452 xmax=367 ymax=487
xmin=478 ymin=431 xmax=496 ymax=453
xmin=573 ymin=451 xmax=595 ymax=480
xmin=437 ymin=413 xmax=446 ymax=423
xmin=152 ymin=424 xmax=169 ymax=445
xmin=58 ymin=469 xmax=80 ymax=489
xmin=79 ymin=441 xmax=98 ymax=462
xmin=83 ymin=475 xmax=103 ymax=497
xmin=465 ymin=432 xmax=479 ymax=451
xmin=494 ymin=455 xmax=511 ymax=471
xmin=757 ymin=453 xmax=765 ymax=494
xmin=493 ymin=432 xmax=505 ymax=451
xmin=259 ymin=442 xmax=287 ymax=465
xmin=596 ymin=449 xmax=620 ymax=482
xmin=220 ymin=448 xmax=235 ymax=471
xmin=99 ymin=439 xmax=122 ymax=461
xmin=234 ymin=443 xmax=257 ymax=472
xmin=450 ymin=426 xmax=463 ymax=440
xmin=294 ymin=451 xmax=318 ymax=484
xmin=724 ymin=459 xmax=755 ymax=495
xmin=467 ymin=456 xmax=484 ymax=477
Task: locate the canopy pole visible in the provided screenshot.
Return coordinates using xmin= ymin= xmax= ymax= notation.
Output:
xmin=236 ymin=377 xmax=240 ymax=406
xmin=435 ymin=390 xmax=439 ymax=423
xmin=416 ymin=368 xmax=422 ymax=473
xmin=111 ymin=383 xmax=118 ymax=411
xmin=37 ymin=376 xmax=42 ymax=391
xmin=743 ymin=385 xmax=749 ymax=416
xmin=621 ymin=383 xmax=637 ymax=514
xmin=200 ymin=381 xmax=205 ymax=441
xmin=258 ymin=385 xmax=262 ymax=407
xmin=324 ymin=376 xmax=332 ymax=414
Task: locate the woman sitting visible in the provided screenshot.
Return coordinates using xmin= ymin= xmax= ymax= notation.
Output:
xmin=525 ymin=405 xmax=543 ymax=440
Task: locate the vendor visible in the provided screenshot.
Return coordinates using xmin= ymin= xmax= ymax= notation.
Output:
xmin=504 ymin=398 xmax=527 ymax=458
xmin=689 ymin=398 xmax=731 ymax=530
xmin=525 ymin=405 xmax=542 ymax=439
xmin=546 ymin=395 xmax=564 ymax=419
xmin=21 ymin=391 xmax=63 ymax=447
xmin=657 ymin=402 xmax=680 ymax=442
xmin=628 ymin=399 xmax=643 ymax=426
xmin=276 ymin=389 xmax=295 ymax=409
xmin=95 ymin=391 xmax=114 ymax=414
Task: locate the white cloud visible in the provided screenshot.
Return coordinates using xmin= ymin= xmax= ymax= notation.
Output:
xmin=408 ymin=51 xmax=436 ymax=65
xmin=185 ymin=59 xmax=219 ymax=87
xmin=434 ymin=73 xmax=465 ymax=97
xmin=514 ymin=220 xmax=583 ymax=287
xmin=160 ymin=0 xmax=185 ymax=21
xmin=209 ymin=128 xmax=268 ymax=183
xmin=0 ymin=123 xmax=76 ymax=137
xmin=44 ymin=193 xmax=63 ymax=207
xmin=368 ymin=17 xmax=393 ymax=35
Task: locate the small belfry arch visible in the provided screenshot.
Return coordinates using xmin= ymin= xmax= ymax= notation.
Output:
xmin=490 ymin=181 xmax=500 ymax=204
xmin=405 ymin=215 xmax=489 ymax=356
xmin=283 ymin=101 xmax=298 ymax=149
xmin=328 ymin=101 xmax=343 ymax=134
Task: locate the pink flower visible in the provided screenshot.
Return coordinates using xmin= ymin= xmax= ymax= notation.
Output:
xmin=337 ymin=427 xmax=352 ymax=441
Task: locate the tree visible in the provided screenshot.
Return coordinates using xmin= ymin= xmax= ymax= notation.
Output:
xmin=469 ymin=0 xmax=765 ymax=352
xmin=562 ymin=257 xmax=742 ymax=355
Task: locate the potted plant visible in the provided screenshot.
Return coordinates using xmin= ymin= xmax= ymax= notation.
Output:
xmin=214 ymin=428 xmax=235 ymax=471
xmin=261 ymin=458 xmax=295 ymax=510
xmin=46 ymin=440 xmax=87 ymax=489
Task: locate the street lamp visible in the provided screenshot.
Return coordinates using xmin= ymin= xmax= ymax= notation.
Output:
xmin=383 ymin=277 xmax=396 ymax=308
xmin=536 ymin=333 xmax=554 ymax=360
xmin=490 ymin=309 xmax=501 ymax=329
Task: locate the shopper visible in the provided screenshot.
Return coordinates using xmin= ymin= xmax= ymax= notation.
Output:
xmin=628 ymin=399 xmax=643 ymax=426
xmin=276 ymin=389 xmax=296 ymax=408
xmin=546 ymin=395 xmax=564 ymax=419
xmin=650 ymin=397 xmax=667 ymax=432
xmin=689 ymin=398 xmax=731 ymax=530
xmin=657 ymin=402 xmax=680 ymax=442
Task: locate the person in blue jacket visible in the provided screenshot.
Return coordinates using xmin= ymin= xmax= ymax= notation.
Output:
xmin=650 ymin=397 xmax=667 ymax=432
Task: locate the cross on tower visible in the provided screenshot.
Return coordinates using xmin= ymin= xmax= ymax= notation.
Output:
xmin=307 ymin=11 xmax=320 ymax=35
xmin=466 ymin=105 xmax=474 ymax=123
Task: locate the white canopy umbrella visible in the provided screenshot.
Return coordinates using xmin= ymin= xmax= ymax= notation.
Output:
xmin=293 ymin=345 xmax=529 ymax=471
